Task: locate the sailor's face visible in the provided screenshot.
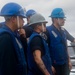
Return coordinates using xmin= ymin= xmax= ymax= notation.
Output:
xmin=38 ymin=23 xmax=46 ymax=32
xmin=57 ymin=18 xmax=65 ymax=26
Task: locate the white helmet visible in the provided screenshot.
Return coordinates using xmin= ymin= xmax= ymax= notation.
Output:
xmin=29 ymin=13 xmax=48 ymax=25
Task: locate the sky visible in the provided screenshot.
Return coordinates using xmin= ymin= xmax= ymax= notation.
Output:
xmin=0 ymin=0 xmax=75 ymax=45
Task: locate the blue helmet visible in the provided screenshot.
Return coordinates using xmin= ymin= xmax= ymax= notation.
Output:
xmin=26 ymin=9 xmax=36 ymax=18
xmin=49 ymin=8 xmax=66 ymax=18
xmin=0 ymin=2 xmax=26 ymax=18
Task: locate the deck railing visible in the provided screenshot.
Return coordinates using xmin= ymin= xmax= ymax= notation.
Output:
xmin=68 ymin=42 xmax=75 ymax=75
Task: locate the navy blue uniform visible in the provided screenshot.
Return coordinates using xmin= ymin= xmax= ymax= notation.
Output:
xmin=23 ymin=24 xmax=33 ymax=38
xmin=0 ymin=24 xmax=27 ymax=75
xmin=47 ymin=25 xmax=70 ymax=75
xmin=27 ymin=32 xmax=52 ymax=75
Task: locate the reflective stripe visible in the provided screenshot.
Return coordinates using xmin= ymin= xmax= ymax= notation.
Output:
xmin=52 ymin=30 xmax=57 ymax=38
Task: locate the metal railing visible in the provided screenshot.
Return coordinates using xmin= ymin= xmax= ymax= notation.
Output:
xmin=68 ymin=42 xmax=75 ymax=75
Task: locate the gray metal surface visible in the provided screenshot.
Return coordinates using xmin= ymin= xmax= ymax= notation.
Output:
xmin=68 ymin=43 xmax=75 ymax=75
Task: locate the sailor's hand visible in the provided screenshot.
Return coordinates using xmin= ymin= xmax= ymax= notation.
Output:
xmin=69 ymin=61 xmax=72 ymax=70
xmin=52 ymin=66 xmax=56 ymax=75
xmin=18 ymin=28 xmax=26 ymax=38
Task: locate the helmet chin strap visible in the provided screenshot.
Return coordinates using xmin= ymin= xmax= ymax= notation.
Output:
xmin=17 ymin=16 xmax=20 ymax=29
xmin=42 ymin=23 xmax=44 ymax=32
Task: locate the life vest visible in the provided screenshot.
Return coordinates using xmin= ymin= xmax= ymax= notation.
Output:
xmin=47 ymin=25 xmax=68 ymax=65
xmin=27 ymin=32 xmax=52 ymax=75
xmin=0 ymin=25 xmax=27 ymax=75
